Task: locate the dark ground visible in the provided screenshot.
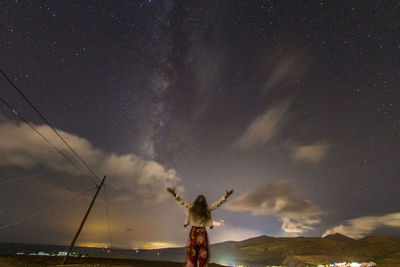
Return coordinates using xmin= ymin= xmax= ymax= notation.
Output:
xmin=0 ymin=255 xmax=226 ymax=267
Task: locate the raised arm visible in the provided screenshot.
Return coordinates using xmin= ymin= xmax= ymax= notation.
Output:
xmin=167 ymin=187 xmax=192 ymax=208
xmin=208 ymin=189 xmax=234 ymax=211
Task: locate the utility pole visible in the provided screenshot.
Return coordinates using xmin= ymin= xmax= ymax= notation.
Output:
xmin=62 ymin=175 xmax=107 ymax=265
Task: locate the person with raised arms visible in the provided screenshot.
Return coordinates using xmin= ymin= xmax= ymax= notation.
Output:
xmin=167 ymin=187 xmax=233 ymax=267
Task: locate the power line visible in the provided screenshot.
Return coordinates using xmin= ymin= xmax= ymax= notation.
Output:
xmin=0 ymin=186 xmax=97 ymax=230
xmin=0 ymin=171 xmax=55 ymax=186
xmin=0 ymin=95 xmax=98 ymax=186
xmin=0 ymin=70 xmax=100 ymax=183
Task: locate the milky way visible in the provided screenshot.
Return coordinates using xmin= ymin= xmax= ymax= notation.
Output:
xmin=0 ymin=1 xmax=399 ymax=248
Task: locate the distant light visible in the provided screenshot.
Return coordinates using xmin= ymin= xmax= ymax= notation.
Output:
xmin=58 ymin=251 xmax=68 ymax=256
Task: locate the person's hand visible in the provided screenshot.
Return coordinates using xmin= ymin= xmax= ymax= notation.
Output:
xmin=167 ymin=187 xmax=176 ymax=196
xmin=225 ymin=189 xmax=234 ymax=198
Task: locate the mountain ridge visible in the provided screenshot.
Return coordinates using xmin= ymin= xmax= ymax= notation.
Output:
xmin=208 ymin=234 xmax=400 ymax=266
xmin=154 ymin=234 xmax=400 ymax=266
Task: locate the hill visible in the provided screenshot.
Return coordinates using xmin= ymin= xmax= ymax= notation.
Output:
xmin=155 ymin=234 xmax=400 ymax=266
xmin=207 ymin=234 xmax=400 ymax=266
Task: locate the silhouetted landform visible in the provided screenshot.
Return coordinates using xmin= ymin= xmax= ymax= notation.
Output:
xmin=218 ymin=234 xmax=400 ymax=266
xmin=157 ymin=234 xmax=400 ymax=266
xmin=1 ymin=234 xmax=400 ymax=266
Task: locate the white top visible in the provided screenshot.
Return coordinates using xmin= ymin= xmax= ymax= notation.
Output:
xmin=174 ymin=194 xmax=227 ymax=228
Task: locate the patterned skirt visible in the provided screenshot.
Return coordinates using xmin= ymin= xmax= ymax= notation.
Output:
xmin=185 ymin=226 xmax=209 ymax=267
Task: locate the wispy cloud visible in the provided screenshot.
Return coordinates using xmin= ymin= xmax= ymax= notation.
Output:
xmin=0 ymin=120 xmax=181 ymax=204
xmin=191 ymin=45 xmax=226 ymax=116
xmin=225 ymin=181 xmax=322 ymax=234
xmin=261 ymin=53 xmax=309 ymax=93
xmin=233 ymin=99 xmax=292 ymax=150
xmin=322 ymin=212 xmax=400 ymax=239
xmin=263 ymin=58 xmax=294 ymax=93
xmin=291 ymin=142 xmax=330 ymax=163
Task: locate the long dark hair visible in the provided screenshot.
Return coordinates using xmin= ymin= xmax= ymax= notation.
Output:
xmin=190 ymin=195 xmax=208 ymax=218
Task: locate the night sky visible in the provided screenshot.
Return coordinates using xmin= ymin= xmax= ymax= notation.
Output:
xmin=0 ymin=1 xmax=399 ymax=249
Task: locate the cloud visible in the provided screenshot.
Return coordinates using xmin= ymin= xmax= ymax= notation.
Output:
xmin=263 ymin=58 xmax=294 ymax=92
xmin=0 ymin=119 xmax=190 ymax=248
xmin=212 ymin=219 xmax=224 ymax=227
xmin=189 ymin=44 xmax=226 ymax=116
xmin=322 ymin=212 xmax=400 ymax=239
xmin=261 ymin=52 xmax=309 ymax=93
xmin=233 ymin=99 xmax=292 ymax=150
xmin=291 ymin=142 xmax=330 ymax=163
xmin=225 ymin=182 xmax=322 ymax=234
xmin=0 ymin=120 xmax=180 ymax=204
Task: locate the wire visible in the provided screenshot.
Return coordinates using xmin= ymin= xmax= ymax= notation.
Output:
xmin=0 ymin=171 xmax=55 ymax=186
xmin=0 ymin=70 xmax=100 ymax=183
xmin=0 ymin=186 xmax=97 ymax=230
xmin=0 ymin=95 xmax=98 ymax=186
xmin=103 ymin=183 xmax=113 ymax=249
